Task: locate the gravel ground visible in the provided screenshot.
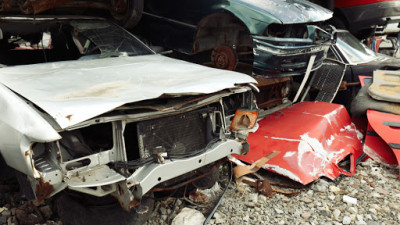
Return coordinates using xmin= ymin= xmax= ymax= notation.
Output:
xmin=1 ymin=158 xmax=399 ymax=225
xmin=145 ymin=158 xmax=400 ymax=225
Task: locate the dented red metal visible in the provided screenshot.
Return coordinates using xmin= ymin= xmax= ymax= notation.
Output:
xmin=366 ymin=110 xmax=400 ymax=178
xmin=364 ymin=123 xmax=398 ymax=167
xmin=234 ymin=101 xmax=364 ymax=185
xmin=359 ymin=75 xmax=400 ymax=173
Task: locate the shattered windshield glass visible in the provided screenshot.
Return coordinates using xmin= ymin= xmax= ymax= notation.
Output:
xmin=336 ymin=31 xmax=378 ymax=64
xmin=71 ymin=21 xmax=153 ymax=58
xmin=0 ymin=18 xmax=154 ymax=66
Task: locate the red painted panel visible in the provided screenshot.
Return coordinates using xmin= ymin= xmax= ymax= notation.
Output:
xmin=367 ymin=110 xmax=400 ymax=178
xmin=234 ymin=101 xmax=363 ymax=185
xmin=335 ymin=0 xmax=398 ymax=8
xmin=364 ymin=124 xmax=397 ymax=166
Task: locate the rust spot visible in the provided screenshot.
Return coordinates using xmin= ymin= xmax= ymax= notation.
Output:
xmin=1 ymin=0 xmax=12 ymax=11
xmin=254 ymin=78 xmax=292 ymax=109
xmin=211 ymin=46 xmax=237 ymax=70
xmin=25 ymin=145 xmax=38 ymax=176
xmin=20 ymin=0 xmax=73 ymax=14
xmin=35 ymin=178 xmax=54 ymax=203
xmin=257 ymin=179 xmax=275 ymax=198
xmin=55 ymin=82 xmax=130 ymax=100
xmin=56 ymin=146 xmax=62 ymax=161
xmin=66 ymin=115 xmax=72 ymax=121
xmin=129 ymin=199 xmax=140 ymax=209
xmin=189 ymin=190 xmax=209 ymax=204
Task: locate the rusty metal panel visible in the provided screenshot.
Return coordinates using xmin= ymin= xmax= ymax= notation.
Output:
xmin=234 ymin=101 xmax=364 ymax=185
xmin=20 ymin=0 xmax=73 ymax=14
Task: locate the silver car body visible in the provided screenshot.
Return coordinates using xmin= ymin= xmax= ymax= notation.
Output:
xmin=0 ymin=51 xmax=256 ymax=210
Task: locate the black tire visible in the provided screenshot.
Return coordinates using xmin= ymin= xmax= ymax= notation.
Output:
xmin=110 ymin=0 xmax=143 ymax=29
xmin=56 ymin=192 xmax=154 ymax=225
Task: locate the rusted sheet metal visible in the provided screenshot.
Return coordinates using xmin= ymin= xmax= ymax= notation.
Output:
xmin=20 ymin=0 xmax=73 ymax=14
xmin=189 ymin=190 xmax=209 ymax=204
xmin=241 ymin=177 xmax=301 ymax=197
xmin=234 ymin=101 xmax=364 ymax=185
xmin=35 ymin=178 xmax=55 ymax=203
xmin=366 ymin=109 xmax=400 ymax=178
xmin=242 ymin=178 xmax=275 ymax=197
xmin=254 ymin=77 xmax=291 ymax=109
xmin=211 ymin=46 xmax=237 ymax=70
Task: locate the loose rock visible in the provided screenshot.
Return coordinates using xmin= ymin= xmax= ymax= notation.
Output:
xmin=171 ymin=208 xmax=205 ymax=225
xmin=343 ymin=216 xmax=352 ymax=224
xmin=343 ymin=195 xmax=358 ymax=205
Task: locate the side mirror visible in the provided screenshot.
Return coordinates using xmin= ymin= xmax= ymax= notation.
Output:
xmin=0 ymin=28 xmax=3 ymax=40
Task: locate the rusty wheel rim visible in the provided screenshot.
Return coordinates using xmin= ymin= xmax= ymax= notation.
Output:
xmin=211 ymin=46 xmax=237 ymax=70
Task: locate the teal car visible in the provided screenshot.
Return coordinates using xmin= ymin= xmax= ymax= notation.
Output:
xmin=135 ymin=0 xmax=336 ymax=77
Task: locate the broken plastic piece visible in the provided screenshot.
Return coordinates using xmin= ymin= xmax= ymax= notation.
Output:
xmin=230 ymin=109 xmax=258 ymax=131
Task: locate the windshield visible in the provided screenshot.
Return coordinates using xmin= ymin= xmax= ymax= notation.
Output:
xmin=71 ymin=21 xmax=153 ymax=58
xmin=0 ymin=19 xmax=154 ymax=66
xmin=335 ymin=31 xmax=378 ymax=64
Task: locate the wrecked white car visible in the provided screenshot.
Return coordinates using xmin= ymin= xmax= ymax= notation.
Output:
xmin=0 ymin=16 xmax=258 ymax=224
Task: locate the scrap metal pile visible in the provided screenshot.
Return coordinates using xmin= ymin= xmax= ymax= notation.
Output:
xmin=1 ymin=0 xmax=400 ymax=225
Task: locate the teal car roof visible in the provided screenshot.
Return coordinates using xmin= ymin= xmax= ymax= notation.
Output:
xmin=232 ymin=0 xmax=332 ymax=24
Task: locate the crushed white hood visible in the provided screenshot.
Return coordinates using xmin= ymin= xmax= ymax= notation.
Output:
xmin=0 ymin=54 xmax=256 ymax=129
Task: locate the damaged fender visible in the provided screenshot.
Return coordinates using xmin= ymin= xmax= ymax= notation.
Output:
xmin=0 ymin=83 xmax=60 ymax=177
xmin=234 ymin=101 xmax=364 ymax=185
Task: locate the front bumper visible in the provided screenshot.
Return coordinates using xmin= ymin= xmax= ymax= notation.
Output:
xmin=125 ymin=139 xmax=243 ymax=198
xmin=38 ymin=138 xmax=245 ymax=211
xmin=251 ymin=26 xmax=334 ymax=77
